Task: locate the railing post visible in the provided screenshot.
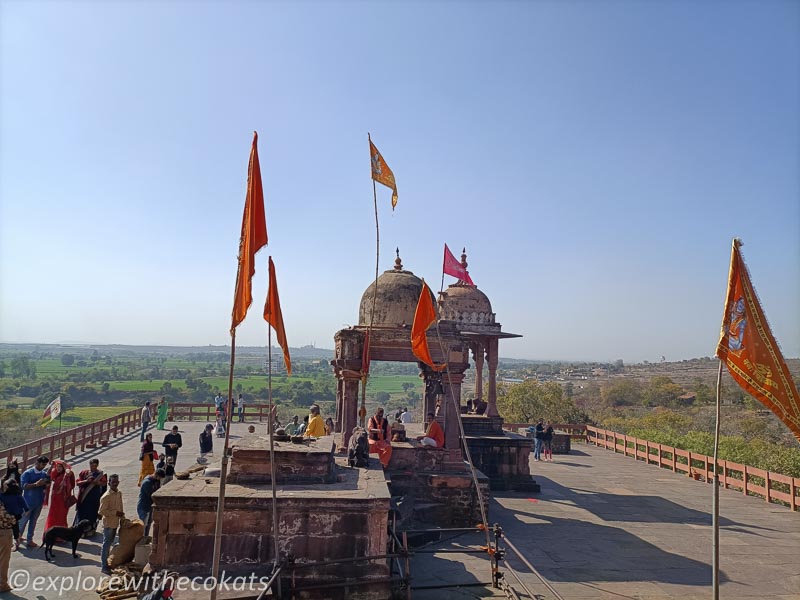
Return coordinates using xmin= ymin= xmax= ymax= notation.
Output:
xmin=765 ymin=470 xmax=771 ymax=504
xmin=790 ymin=477 xmax=797 ymax=512
xmin=742 ymin=464 xmax=748 ymax=496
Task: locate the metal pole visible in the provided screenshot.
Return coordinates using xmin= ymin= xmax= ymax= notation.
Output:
xmin=362 ymin=132 xmax=381 ymax=429
xmin=713 ymin=359 xmax=723 ymax=600
xmin=267 ymin=327 xmax=281 ymax=597
xmin=210 ymin=330 xmax=237 ymax=600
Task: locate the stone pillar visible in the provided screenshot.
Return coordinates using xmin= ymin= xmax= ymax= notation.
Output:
xmin=473 ymin=343 xmax=484 ymax=401
xmin=486 ymin=337 xmax=499 ymax=417
xmin=340 ymin=375 xmax=361 ymax=447
xmin=441 ymin=371 xmax=465 ymax=450
xmin=422 ymin=370 xmax=441 ymax=421
xmin=334 ymin=371 xmax=344 ymax=433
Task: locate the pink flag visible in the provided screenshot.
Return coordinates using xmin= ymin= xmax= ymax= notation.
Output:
xmin=443 ymin=244 xmax=475 ymax=285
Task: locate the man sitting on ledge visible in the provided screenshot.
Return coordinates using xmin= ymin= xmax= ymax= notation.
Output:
xmin=417 ymin=413 xmax=445 ymax=448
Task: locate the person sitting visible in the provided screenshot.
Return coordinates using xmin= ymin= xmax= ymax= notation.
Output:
xmin=367 ymin=407 xmax=392 ymax=467
xmin=471 ymin=398 xmax=487 ymax=415
xmin=285 ymin=415 xmax=301 ymax=436
xmin=324 ymin=417 xmax=334 ymax=435
xmin=296 ymin=415 xmax=308 ymax=436
xmin=417 ymin=413 xmax=445 ymax=448
xmin=304 ymin=405 xmax=326 ymax=438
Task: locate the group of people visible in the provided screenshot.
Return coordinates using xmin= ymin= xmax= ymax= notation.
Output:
xmin=138 ymin=425 xmax=182 ymax=485
xmin=530 ymin=419 xmax=555 ymax=461
xmin=283 ymin=405 xmax=333 ymax=437
xmin=0 ymin=452 xmax=167 ymax=578
xmin=366 ymin=407 xmax=444 ymax=468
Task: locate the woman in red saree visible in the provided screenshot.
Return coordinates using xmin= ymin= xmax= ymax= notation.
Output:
xmin=43 ymin=460 xmax=76 ymax=533
xmin=367 ymin=407 xmax=392 ymax=467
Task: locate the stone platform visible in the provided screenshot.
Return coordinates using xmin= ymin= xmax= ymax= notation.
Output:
xmin=227 ymin=434 xmax=336 ymax=484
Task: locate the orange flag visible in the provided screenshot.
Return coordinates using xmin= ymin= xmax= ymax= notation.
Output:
xmin=368 ymin=135 xmax=398 ymax=210
xmin=263 ymin=256 xmax=291 ymax=376
xmin=716 ymin=239 xmax=800 ymax=441
xmin=411 ymin=281 xmax=446 ymax=371
xmin=231 ymin=132 xmax=268 ymax=333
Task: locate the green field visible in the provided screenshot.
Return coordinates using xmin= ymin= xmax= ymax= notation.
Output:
xmin=25 ymin=405 xmax=138 ymax=429
xmin=364 ymin=374 xmax=421 ymax=394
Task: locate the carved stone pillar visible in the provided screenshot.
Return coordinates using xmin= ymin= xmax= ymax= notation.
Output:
xmin=334 ymin=370 xmax=344 ymax=433
xmin=486 ymin=337 xmax=499 ymax=417
xmin=472 ymin=343 xmax=484 ymax=401
xmin=340 ymin=375 xmax=361 ymax=447
xmin=422 ymin=369 xmax=441 ymax=422
xmin=441 ymin=371 xmax=465 ymax=451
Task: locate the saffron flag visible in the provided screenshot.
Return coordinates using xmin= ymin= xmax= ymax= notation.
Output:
xmin=411 ymin=281 xmax=446 ymax=371
xmin=231 ymin=131 xmax=268 ymax=333
xmin=263 ymin=256 xmax=291 ymax=376
xmin=369 ymin=136 xmax=398 ymax=210
xmin=443 ymin=244 xmax=475 ymax=286
xmin=41 ymin=395 xmax=61 ymax=428
xmin=716 ymin=239 xmax=800 ymax=441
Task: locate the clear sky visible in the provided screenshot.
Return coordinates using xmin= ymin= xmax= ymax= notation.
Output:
xmin=1 ymin=0 xmax=798 ymax=363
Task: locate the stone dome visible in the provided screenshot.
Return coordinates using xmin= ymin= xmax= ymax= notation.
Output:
xmin=439 ymin=283 xmax=496 ymax=326
xmin=358 ymin=252 xmax=435 ymax=327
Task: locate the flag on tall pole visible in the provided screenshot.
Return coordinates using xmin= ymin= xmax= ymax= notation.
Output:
xmin=411 ymin=281 xmax=447 ymax=371
xmin=716 ymin=238 xmax=800 ymax=441
xmin=263 ymin=256 xmax=291 ymax=376
xmin=41 ymin=395 xmax=61 ymax=428
xmin=443 ymin=244 xmax=475 ymax=285
xmin=368 ymin=135 xmax=398 ymax=210
xmin=231 ymin=131 xmax=268 ymax=333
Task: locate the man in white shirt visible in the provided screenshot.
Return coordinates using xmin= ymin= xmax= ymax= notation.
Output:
xmin=140 ymin=401 xmax=152 ymax=442
xmin=237 ymin=394 xmax=245 ymax=422
xmin=400 ymin=408 xmax=412 ymax=424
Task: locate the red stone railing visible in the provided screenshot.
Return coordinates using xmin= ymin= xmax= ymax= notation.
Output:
xmin=502 ymin=423 xmax=588 ymax=441
xmin=1 ymin=407 xmax=142 ymax=471
xmin=0 ymin=403 xmax=281 ymax=471
xmin=168 ymin=403 xmax=275 ymax=422
xmin=586 ymin=425 xmax=799 ymax=512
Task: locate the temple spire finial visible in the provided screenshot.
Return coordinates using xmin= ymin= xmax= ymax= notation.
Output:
xmin=394 ymin=247 xmax=403 ymax=270
xmin=461 ymin=247 xmax=468 ymax=271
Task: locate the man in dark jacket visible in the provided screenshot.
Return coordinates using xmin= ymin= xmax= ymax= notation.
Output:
xmin=161 ymin=426 xmax=183 ymax=467
xmin=137 ymin=469 xmax=164 ymax=537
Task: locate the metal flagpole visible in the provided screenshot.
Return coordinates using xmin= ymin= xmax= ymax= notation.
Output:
xmin=712 ymin=359 xmax=723 ymax=600
xmin=267 ymin=327 xmax=281 ymax=595
xmin=362 ymin=133 xmax=381 ymax=429
xmin=210 ymin=330 xmax=237 ymax=600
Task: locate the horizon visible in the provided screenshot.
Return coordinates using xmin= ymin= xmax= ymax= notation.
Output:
xmin=1 ymin=1 xmax=798 ymax=364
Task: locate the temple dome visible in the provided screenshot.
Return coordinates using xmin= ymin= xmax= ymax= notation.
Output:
xmin=439 ymin=283 xmax=495 ymax=325
xmin=358 ymin=252 xmax=434 ymax=327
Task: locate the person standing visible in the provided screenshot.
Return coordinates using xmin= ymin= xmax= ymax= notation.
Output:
xmin=529 ymin=419 xmax=545 ymax=461
xmin=3 ymin=458 xmax=21 ymax=485
xmin=137 ymin=469 xmax=164 ymax=537
xmin=237 ymin=394 xmax=245 ymax=422
xmin=543 ymin=421 xmax=555 ymax=462
xmin=0 ymin=498 xmax=16 ymax=593
xmin=0 ymin=480 xmax=27 ymax=552
xmin=367 ymin=407 xmax=393 ymax=467
xmin=42 ymin=460 xmax=76 ymax=534
xmin=138 ymin=433 xmax=156 ymax=486
xmin=400 ymin=408 xmax=412 ymax=424
xmin=98 ymin=474 xmax=124 ymax=575
xmin=18 ymin=456 xmax=50 ymax=547
xmin=161 ymin=426 xmax=183 ymax=468
xmin=303 ymin=405 xmax=326 ymax=438
xmin=74 ymin=458 xmax=107 ymax=535
xmin=156 ymin=397 xmax=169 ymax=431
xmin=140 ymin=401 xmax=152 ymax=442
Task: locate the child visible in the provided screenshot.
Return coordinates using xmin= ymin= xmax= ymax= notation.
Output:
xmin=1 ymin=478 xmax=28 ymax=551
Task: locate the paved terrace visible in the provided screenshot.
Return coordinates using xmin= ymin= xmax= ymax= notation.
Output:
xmin=3 ymin=421 xmax=799 ymax=600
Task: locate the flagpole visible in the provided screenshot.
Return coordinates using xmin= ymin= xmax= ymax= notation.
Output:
xmin=364 ymin=133 xmax=380 ymax=429
xmin=267 ymin=325 xmax=282 ymax=595
xmin=210 ymin=330 xmax=237 ymax=600
xmin=58 ymin=408 xmax=62 ymax=434
xmin=712 ymin=359 xmax=723 ymax=600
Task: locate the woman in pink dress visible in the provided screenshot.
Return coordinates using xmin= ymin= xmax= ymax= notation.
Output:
xmin=43 ymin=460 xmax=76 ymax=533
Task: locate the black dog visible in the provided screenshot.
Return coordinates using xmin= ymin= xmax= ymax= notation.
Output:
xmin=42 ymin=519 xmax=92 ymax=561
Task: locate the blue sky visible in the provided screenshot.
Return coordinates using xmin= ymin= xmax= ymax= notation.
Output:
xmin=1 ymin=0 xmax=798 ymax=363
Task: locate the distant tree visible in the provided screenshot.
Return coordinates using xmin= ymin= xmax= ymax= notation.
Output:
xmin=375 ymin=391 xmax=391 ymax=405
xmin=601 ymin=378 xmax=643 ymax=407
xmin=644 ymin=376 xmax=684 ymax=407
xmin=61 ymin=354 xmax=75 ymax=367
xmin=497 ymin=380 xmax=587 ymax=424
